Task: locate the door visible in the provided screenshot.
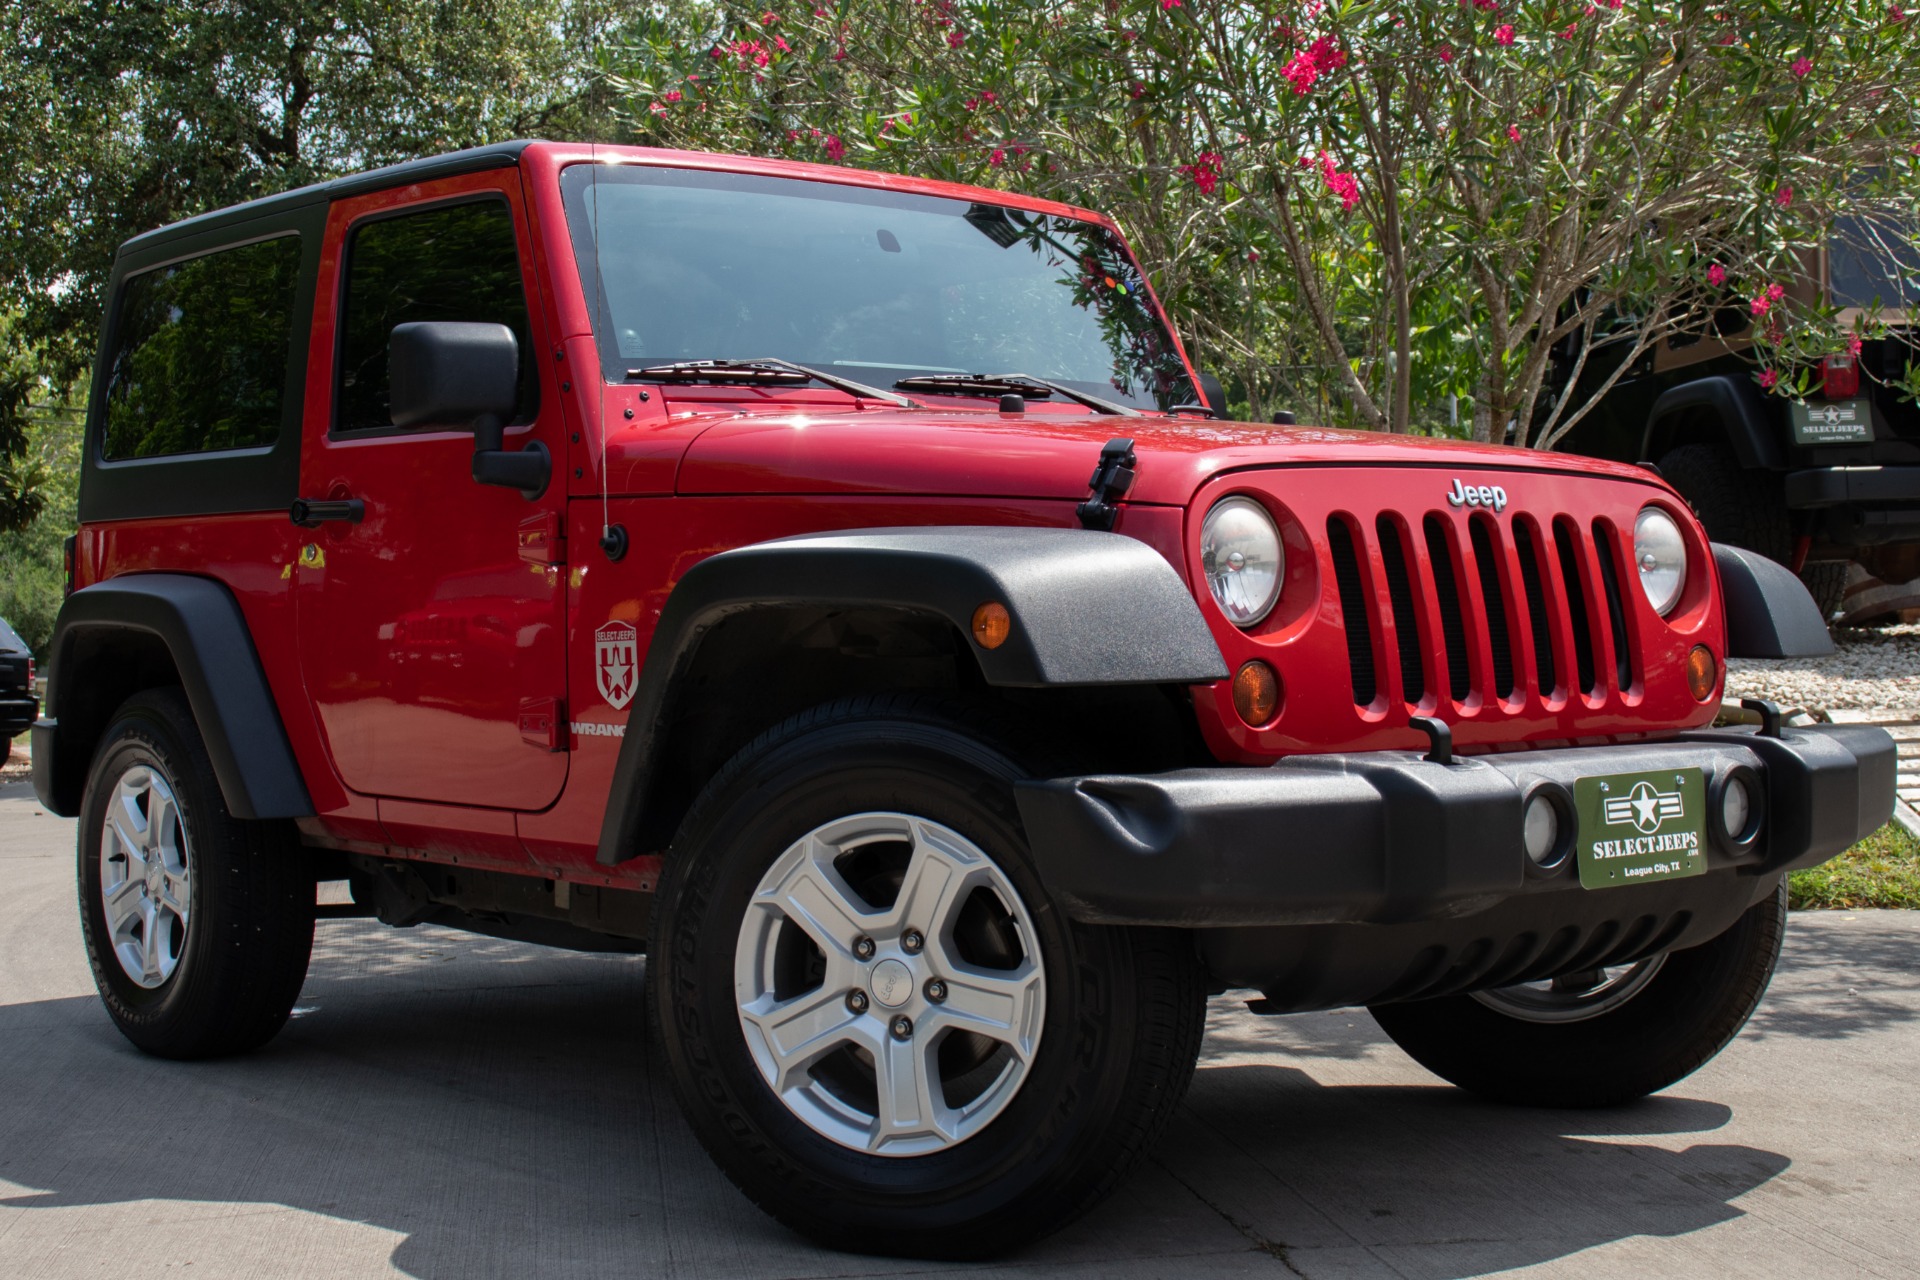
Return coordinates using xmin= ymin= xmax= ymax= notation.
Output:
xmin=294 ymin=172 xmax=569 ymax=811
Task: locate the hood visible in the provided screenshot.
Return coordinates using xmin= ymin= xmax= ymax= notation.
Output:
xmin=662 ymin=401 xmax=1666 ymax=507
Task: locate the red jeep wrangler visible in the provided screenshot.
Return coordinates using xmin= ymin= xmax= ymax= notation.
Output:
xmin=32 ymin=141 xmax=1895 ymax=1257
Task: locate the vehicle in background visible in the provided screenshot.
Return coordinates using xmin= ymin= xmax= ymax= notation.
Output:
xmin=0 ymin=616 xmax=37 ymax=764
xmin=1553 ymin=215 xmax=1920 ymax=620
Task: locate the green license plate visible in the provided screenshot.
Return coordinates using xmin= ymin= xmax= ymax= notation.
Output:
xmin=1573 ymin=768 xmax=1708 ymax=889
xmin=1788 ymin=399 xmax=1872 ymax=444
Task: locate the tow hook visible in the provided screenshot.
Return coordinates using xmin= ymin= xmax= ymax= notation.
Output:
xmin=1077 ymin=437 xmax=1137 ymax=531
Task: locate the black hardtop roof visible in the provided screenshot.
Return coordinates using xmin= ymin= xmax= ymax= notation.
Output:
xmin=119 ymin=140 xmax=537 ymax=256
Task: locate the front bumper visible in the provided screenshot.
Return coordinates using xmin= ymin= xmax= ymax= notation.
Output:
xmin=1014 ymin=725 xmax=1895 ymax=1010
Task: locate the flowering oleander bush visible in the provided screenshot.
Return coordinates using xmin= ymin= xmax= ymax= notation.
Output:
xmin=607 ymin=1 xmax=1920 ymax=440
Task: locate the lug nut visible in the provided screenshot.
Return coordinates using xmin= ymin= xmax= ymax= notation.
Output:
xmin=853 ymin=936 xmax=876 ymax=959
xmin=846 ymin=990 xmax=869 ymax=1014
xmin=925 ymin=979 xmax=947 ymax=1003
xmin=890 ymin=1015 xmax=913 ymax=1040
xmin=901 ymin=929 xmax=924 ymax=954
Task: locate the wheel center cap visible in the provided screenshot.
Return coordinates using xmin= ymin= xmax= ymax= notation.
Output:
xmin=869 ymin=958 xmax=914 ymax=1008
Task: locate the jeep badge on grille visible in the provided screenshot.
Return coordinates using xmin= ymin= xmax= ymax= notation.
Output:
xmin=1445 ymin=478 xmax=1508 ymax=512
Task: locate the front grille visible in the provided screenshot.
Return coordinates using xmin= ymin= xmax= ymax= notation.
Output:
xmin=1331 ymin=505 xmax=1638 ymax=709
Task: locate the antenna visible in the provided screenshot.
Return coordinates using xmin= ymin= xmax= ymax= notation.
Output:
xmin=592 ymin=138 xmax=626 ymax=560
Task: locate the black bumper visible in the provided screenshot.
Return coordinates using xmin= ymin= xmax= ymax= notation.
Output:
xmin=1014 ymin=725 xmax=1894 ymax=1011
xmin=0 ymin=695 xmax=36 ymax=739
xmin=1015 ymin=725 xmax=1893 ymax=928
xmin=1786 ymin=465 xmax=1920 ymax=545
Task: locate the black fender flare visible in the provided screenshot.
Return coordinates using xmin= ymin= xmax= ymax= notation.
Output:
xmin=1641 ymin=373 xmax=1783 ymax=471
xmin=32 ymin=574 xmax=313 ymax=820
xmin=1713 ymin=542 xmax=1835 ymax=659
xmin=595 ymin=526 xmax=1228 ymax=865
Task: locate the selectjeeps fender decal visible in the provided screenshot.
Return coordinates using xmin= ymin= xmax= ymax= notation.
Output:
xmin=594 ymin=620 xmax=639 ymax=710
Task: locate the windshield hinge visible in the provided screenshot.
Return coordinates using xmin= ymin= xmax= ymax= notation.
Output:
xmin=1076 ymin=437 xmax=1137 ymax=531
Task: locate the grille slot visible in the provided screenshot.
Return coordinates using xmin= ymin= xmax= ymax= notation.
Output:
xmin=1592 ymin=519 xmax=1635 ymax=692
xmin=1423 ymin=515 xmax=1471 ymax=702
xmin=1469 ymin=516 xmax=1516 ymax=700
xmin=1327 ymin=516 xmax=1377 ymax=706
xmin=1514 ymin=521 xmax=1558 ymax=696
xmin=1554 ymin=518 xmax=1599 ymax=696
xmin=1376 ymin=516 xmax=1425 ymax=705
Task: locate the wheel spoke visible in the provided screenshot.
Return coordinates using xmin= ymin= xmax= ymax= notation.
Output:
xmin=871 ymin=1033 xmax=946 ymax=1150
xmin=102 ymin=875 xmax=145 ymax=929
xmin=930 ymin=963 xmax=1044 ymax=1061
xmin=762 ymin=842 xmax=872 ymax=958
xmin=145 ymin=787 xmax=179 ymax=860
xmin=107 ymin=799 xmax=147 ymax=872
xmin=156 ymin=872 xmax=190 ymax=929
xmin=892 ymin=823 xmax=987 ymax=938
xmin=137 ymin=901 xmax=165 ymax=982
xmin=1551 ymin=968 xmax=1608 ymax=994
xmin=740 ymin=986 xmax=866 ymax=1091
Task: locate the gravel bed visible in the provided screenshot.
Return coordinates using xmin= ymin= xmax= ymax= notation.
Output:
xmin=1726 ymin=623 xmax=1920 ymax=719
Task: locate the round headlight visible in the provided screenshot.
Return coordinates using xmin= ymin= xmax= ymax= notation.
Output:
xmin=1201 ymin=497 xmax=1283 ymax=627
xmin=1633 ymin=506 xmax=1688 ymax=616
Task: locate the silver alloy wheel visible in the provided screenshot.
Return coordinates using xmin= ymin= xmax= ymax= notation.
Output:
xmin=1469 ymin=955 xmax=1668 ymax=1024
xmin=734 ymin=811 xmax=1046 ymax=1156
xmin=99 ymin=765 xmax=192 ymax=989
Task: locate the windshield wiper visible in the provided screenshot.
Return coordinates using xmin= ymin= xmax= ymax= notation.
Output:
xmin=893 ymin=371 xmax=1140 ymax=416
xmin=628 ymin=359 xmax=920 ymax=408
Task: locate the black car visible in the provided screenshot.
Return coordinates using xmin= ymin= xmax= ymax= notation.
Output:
xmin=0 ymin=617 xmax=36 ymax=763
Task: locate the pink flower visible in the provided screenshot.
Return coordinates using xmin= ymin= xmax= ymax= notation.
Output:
xmin=1181 ymin=151 xmax=1225 ymax=195
xmin=1161 ymin=0 xmax=1181 ymax=8
xmin=1437 ymin=43 xmax=1455 ymax=61
xmin=1750 ymin=295 xmax=1771 ymax=317
xmin=761 ymin=9 xmax=780 ymax=24
xmin=1849 ymin=333 xmax=1865 ymax=356
xmin=663 ymin=89 xmax=683 ymax=103
xmin=786 ymin=129 xmax=800 ymax=142
xmin=948 ymin=30 xmax=964 ymax=47
xmin=1558 ymin=20 xmax=1578 ymax=37
xmin=1283 ymin=50 xmax=1319 ymax=94
xmin=1759 ymin=368 xmax=1778 ymax=389
xmin=1775 ymin=185 xmax=1793 ymax=207
xmin=832 ymin=44 xmax=847 ymax=60
xmin=1707 ymin=263 xmax=1726 ymax=287
xmin=1317 ymin=151 xmax=1360 ymax=210
xmin=1130 ymin=81 xmax=1146 ymax=98
xmin=823 ymin=134 xmax=845 ymax=161
xmin=1767 ymin=282 xmax=1786 ymax=301
xmin=988 ymin=148 xmax=1006 ymax=166
xmin=1507 ymin=124 xmax=1521 ymax=142
xmin=1893 ymin=5 xmax=1909 ymax=23
xmin=774 ymin=35 xmax=790 ymax=51
xmin=1470 ymin=0 xmax=1500 ymax=10
xmin=1495 ymin=23 xmax=1515 ymax=44
xmin=1791 ymin=56 xmax=1811 ymax=78
xmin=1308 ymin=36 xmax=1347 ymax=71
xmin=1247 ymin=249 xmax=1261 ymax=262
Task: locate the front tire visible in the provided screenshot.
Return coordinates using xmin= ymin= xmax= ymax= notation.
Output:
xmin=651 ymin=697 xmax=1205 ymax=1258
xmin=1369 ymin=883 xmax=1787 ymax=1108
xmin=77 ymin=687 xmax=314 ymax=1059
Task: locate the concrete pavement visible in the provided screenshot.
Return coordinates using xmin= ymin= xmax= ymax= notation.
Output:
xmin=2 ymin=772 xmax=1916 ymax=1279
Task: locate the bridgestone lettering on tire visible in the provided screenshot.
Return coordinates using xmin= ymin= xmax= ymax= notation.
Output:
xmin=76 ymin=688 xmax=315 ymax=1060
xmin=651 ymin=695 xmax=1205 ymax=1258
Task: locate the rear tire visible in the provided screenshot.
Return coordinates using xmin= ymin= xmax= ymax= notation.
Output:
xmin=650 ymin=695 xmax=1206 ymax=1257
xmin=1659 ymin=442 xmax=1845 ymax=618
xmin=1369 ymin=882 xmax=1787 ymax=1108
xmin=77 ymin=687 xmax=314 ymax=1059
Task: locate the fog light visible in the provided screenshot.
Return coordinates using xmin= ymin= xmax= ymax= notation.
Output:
xmin=1685 ymin=645 xmax=1718 ymax=702
xmin=1523 ymin=793 xmax=1560 ymax=865
xmin=1721 ymin=775 xmax=1752 ymax=841
xmin=1232 ymin=660 xmax=1281 ymax=726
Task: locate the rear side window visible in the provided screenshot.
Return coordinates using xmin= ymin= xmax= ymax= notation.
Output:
xmin=334 ymin=199 xmax=538 ymax=432
xmin=101 ymin=236 xmax=302 ymax=460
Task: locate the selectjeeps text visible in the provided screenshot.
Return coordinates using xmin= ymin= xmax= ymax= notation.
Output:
xmin=32 ymin=141 xmax=1895 ymax=1258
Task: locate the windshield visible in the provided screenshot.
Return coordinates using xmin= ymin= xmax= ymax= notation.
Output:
xmin=1830 ymin=210 xmax=1920 ymax=309
xmin=559 ymin=164 xmax=1195 ymax=411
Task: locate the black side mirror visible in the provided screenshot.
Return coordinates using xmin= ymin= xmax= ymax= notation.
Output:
xmin=389 ymin=321 xmax=549 ymax=499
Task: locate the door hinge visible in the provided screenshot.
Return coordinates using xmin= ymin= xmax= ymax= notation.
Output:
xmin=518 ymin=511 xmax=566 ymax=565
xmin=519 ymin=697 xmax=567 ymax=751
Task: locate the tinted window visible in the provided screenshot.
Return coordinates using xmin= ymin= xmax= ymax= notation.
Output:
xmin=1831 ymin=212 xmax=1920 ymax=308
xmin=101 ymin=237 xmax=301 ymax=460
xmin=335 ymin=200 xmax=537 ymax=431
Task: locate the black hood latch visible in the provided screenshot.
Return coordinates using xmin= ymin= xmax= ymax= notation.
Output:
xmin=1076 ymin=437 xmax=1137 ymax=531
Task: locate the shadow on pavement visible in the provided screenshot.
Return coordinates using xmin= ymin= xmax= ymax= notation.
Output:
xmin=0 ymin=920 xmax=1793 ymax=1279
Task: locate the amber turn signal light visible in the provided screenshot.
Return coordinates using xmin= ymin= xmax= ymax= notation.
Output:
xmin=971 ymin=602 xmax=1012 ymax=650
xmin=1232 ymin=660 xmax=1281 ymax=726
xmin=1685 ymin=645 xmax=1718 ymax=702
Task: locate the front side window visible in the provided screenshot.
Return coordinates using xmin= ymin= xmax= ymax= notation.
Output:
xmin=334 ymin=199 xmax=538 ymax=432
xmin=560 ymin=165 xmax=1196 ymax=411
xmin=102 ymin=236 xmax=301 ymax=460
